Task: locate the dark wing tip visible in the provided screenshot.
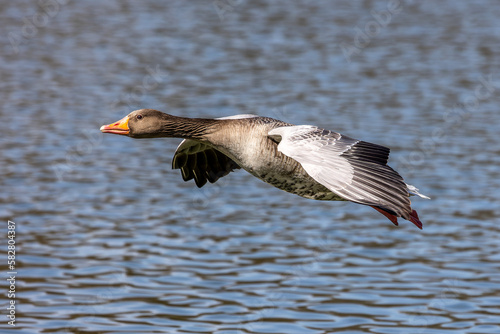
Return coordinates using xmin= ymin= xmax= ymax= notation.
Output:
xmin=172 ymin=143 xmax=240 ymax=187
xmin=372 ymin=206 xmax=423 ymax=229
xmin=342 ymin=140 xmax=391 ymax=165
xmin=409 ymin=209 xmax=423 ymax=229
xmin=371 ymin=206 xmax=399 ymax=226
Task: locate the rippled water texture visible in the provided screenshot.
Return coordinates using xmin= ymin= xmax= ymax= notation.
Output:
xmin=1 ymin=0 xmax=500 ymax=333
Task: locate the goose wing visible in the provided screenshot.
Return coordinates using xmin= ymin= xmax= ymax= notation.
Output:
xmin=172 ymin=140 xmax=240 ymax=188
xmin=268 ymin=125 xmax=413 ymax=219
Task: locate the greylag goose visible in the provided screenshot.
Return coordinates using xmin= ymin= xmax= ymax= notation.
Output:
xmin=100 ymin=109 xmax=429 ymax=228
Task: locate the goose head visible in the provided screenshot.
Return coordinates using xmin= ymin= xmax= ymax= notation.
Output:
xmin=100 ymin=109 xmax=216 ymax=139
xmin=101 ymin=109 xmax=173 ymax=138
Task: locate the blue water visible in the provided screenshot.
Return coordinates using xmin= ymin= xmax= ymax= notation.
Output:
xmin=1 ymin=0 xmax=500 ymax=333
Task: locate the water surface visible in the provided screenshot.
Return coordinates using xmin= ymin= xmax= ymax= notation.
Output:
xmin=1 ymin=1 xmax=500 ymax=333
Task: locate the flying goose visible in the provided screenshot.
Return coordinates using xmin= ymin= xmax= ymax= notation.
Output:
xmin=100 ymin=109 xmax=429 ymax=228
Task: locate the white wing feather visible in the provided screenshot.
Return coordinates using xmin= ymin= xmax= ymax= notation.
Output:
xmin=269 ymin=125 xmax=357 ymax=192
xmin=269 ymin=125 xmax=420 ymax=218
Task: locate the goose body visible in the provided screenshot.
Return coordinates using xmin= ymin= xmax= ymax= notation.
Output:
xmin=175 ymin=115 xmax=343 ymax=201
xmin=100 ymin=109 xmax=429 ymax=228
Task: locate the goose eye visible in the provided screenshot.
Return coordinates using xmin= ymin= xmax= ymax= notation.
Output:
xmin=136 ymin=115 xmax=143 ymax=120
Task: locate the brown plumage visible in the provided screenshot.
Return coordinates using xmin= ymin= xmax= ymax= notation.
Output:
xmin=101 ymin=109 xmax=429 ymax=228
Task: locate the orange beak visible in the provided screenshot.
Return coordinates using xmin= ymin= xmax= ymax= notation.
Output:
xmin=100 ymin=116 xmax=130 ymax=135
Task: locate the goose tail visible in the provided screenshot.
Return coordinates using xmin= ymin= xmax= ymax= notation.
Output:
xmin=371 ymin=206 xmax=423 ymax=230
